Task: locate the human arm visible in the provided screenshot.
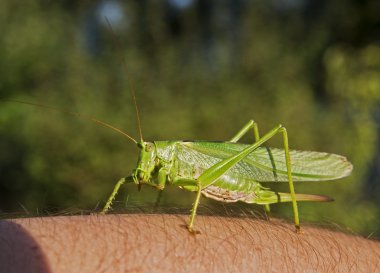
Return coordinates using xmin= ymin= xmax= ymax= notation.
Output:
xmin=0 ymin=214 xmax=379 ymax=273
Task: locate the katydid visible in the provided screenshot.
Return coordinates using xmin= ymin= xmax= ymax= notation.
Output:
xmin=8 ymin=100 xmax=353 ymax=233
xmin=100 ymin=120 xmax=352 ymax=233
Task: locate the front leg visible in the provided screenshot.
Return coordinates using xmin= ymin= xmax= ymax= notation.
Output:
xmin=101 ymin=176 xmax=134 ymax=214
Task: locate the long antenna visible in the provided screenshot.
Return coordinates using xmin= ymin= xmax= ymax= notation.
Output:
xmin=7 ymin=99 xmax=138 ymax=144
xmin=105 ymin=17 xmax=144 ymax=144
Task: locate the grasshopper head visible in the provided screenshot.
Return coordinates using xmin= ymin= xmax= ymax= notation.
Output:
xmin=133 ymin=141 xmax=157 ymax=185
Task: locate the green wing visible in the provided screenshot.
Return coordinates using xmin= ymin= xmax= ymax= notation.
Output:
xmin=181 ymin=142 xmax=353 ymax=182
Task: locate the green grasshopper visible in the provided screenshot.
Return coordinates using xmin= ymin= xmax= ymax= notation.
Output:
xmin=100 ymin=119 xmax=352 ymax=233
xmin=10 ymin=100 xmax=353 ymax=233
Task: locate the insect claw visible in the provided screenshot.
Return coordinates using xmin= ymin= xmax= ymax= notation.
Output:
xmin=295 ymin=225 xmax=301 ymax=234
xmin=186 ymin=225 xmax=201 ymax=235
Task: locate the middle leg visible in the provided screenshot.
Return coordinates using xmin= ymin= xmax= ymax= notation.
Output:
xmin=229 ymin=120 xmax=260 ymax=142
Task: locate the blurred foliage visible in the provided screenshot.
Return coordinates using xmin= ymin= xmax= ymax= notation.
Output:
xmin=0 ymin=0 xmax=379 ymax=237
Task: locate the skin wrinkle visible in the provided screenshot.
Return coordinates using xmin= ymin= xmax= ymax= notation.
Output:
xmin=213 ymin=219 xmax=239 ymax=271
xmin=284 ymin=224 xmax=305 ymax=267
xmin=194 ymin=238 xmax=209 ymax=272
xmin=331 ymin=233 xmax=346 ymax=272
xmin=196 ymin=217 xmax=223 ymax=272
xmin=292 ymin=232 xmax=315 ymax=271
xmin=158 ymin=216 xmax=179 ymax=264
xmin=241 ymin=219 xmax=265 ymax=270
xmin=374 ymin=258 xmax=380 ymax=272
xmin=116 ymin=215 xmax=137 ymax=272
xmin=308 ymin=229 xmax=335 ymax=272
xmin=160 ymin=213 xmax=169 ymax=257
xmin=229 ymin=219 xmax=246 ymax=267
xmin=267 ymin=223 xmax=283 ymax=272
xmin=184 ymin=235 xmax=203 ymax=272
xmin=126 ymin=215 xmax=144 ymax=271
xmin=194 ymin=219 xmax=211 ymax=272
xmin=73 ymin=218 xmax=87 ymax=270
xmin=285 ymin=237 xmax=296 ymax=273
xmin=0 ymin=222 xmax=13 ymax=273
xmin=300 ymin=237 xmax=318 ymax=271
xmin=101 ymin=215 xmax=125 ymax=272
xmin=326 ymin=233 xmax=342 ymax=272
xmin=84 ymin=216 xmax=105 ymax=272
xmin=168 ymin=219 xmax=185 ymax=266
xmin=286 ymin=228 xmax=305 ymax=270
xmin=315 ymin=232 xmax=332 ymax=272
xmin=155 ymin=214 xmax=171 ymax=270
xmin=254 ymin=219 xmax=275 ymax=270
xmin=264 ymin=223 xmax=286 ymax=272
xmin=121 ymin=215 xmax=141 ymax=271
xmin=244 ymin=219 xmax=264 ymax=270
xmin=364 ymin=238 xmax=373 ymax=272
xmin=147 ymin=217 xmax=169 ymax=269
xmin=210 ymin=216 xmax=230 ymax=272
xmin=301 ymin=234 xmax=323 ymax=272
xmin=248 ymin=219 xmax=268 ymax=270
xmin=337 ymin=232 xmax=352 ymax=271
xmin=238 ymin=218 xmax=259 ymax=267
xmin=208 ymin=228 xmax=220 ymax=273
xmin=163 ymin=216 xmax=187 ymax=271
xmin=218 ymin=217 xmax=239 ymax=272
xmin=311 ymin=234 xmax=330 ymax=272
xmin=110 ymin=216 xmax=126 ymax=270
xmin=279 ymin=234 xmax=292 ymax=273
xmin=134 ymin=216 xmax=156 ymax=270
xmin=104 ymin=216 xmax=120 ymax=271
xmin=209 ymin=216 xmax=235 ymax=270
xmin=102 ymin=217 xmax=124 ymax=272
xmin=0 ymin=219 xmax=51 ymax=273
xmin=337 ymin=234 xmax=351 ymax=271
xmin=46 ymin=232 xmax=63 ymax=268
xmin=167 ymin=217 xmax=187 ymax=264
xmin=189 ymin=219 xmax=206 ymax=265
xmin=348 ymin=237 xmax=368 ymax=269
xmin=32 ymin=217 xmax=64 ymax=269
xmin=355 ymin=236 xmax=370 ymax=271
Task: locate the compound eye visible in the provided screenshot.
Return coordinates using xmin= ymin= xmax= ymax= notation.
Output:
xmin=145 ymin=143 xmax=153 ymax=152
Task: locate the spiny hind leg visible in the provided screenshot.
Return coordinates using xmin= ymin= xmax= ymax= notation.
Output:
xmin=242 ymin=125 xmax=298 ymax=231
xmin=191 ymin=124 xmax=299 ymax=232
xmin=229 ymin=120 xmax=260 ymax=142
xmin=278 ymin=126 xmax=299 ymax=232
xmin=226 ymin=124 xmax=300 ymax=232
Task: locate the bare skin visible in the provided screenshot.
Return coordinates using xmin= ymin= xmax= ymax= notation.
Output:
xmin=0 ymin=214 xmax=379 ymax=273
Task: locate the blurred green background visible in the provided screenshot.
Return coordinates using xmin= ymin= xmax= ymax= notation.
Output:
xmin=0 ymin=1 xmax=379 ymax=237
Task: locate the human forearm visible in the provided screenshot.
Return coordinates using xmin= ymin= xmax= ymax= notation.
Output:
xmin=0 ymin=214 xmax=379 ymax=273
